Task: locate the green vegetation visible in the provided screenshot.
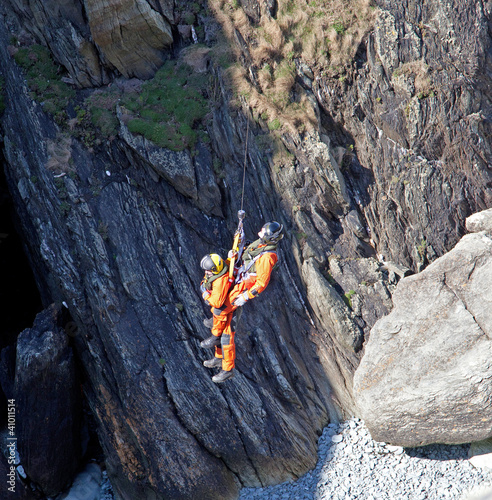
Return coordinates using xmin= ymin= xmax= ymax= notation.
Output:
xmin=209 ymin=0 xmax=375 ymax=133
xmin=212 ymin=158 xmax=225 ymax=178
xmin=86 ymin=91 xmax=120 ymax=138
xmin=326 ymin=271 xmax=337 ymax=285
xmin=268 ymin=118 xmax=281 ymax=131
xmin=13 ymin=45 xmax=75 ymax=124
xmin=59 ymin=201 xmax=71 ymax=217
xmin=77 ymin=61 xmax=210 ymax=150
xmin=121 ymin=61 xmax=209 ymax=151
xmin=343 ymin=289 xmax=356 ymax=308
xmin=417 ymin=239 xmax=427 ymax=259
xmin=417 ymin=90 xmax=435 ymax=100
xmin=98 ymin=221 xmax=109 ymax=241
xmin=12 ymin=43 xmax=210 ymax=153
xmin=332 ymin=21 xmax=346 ymax=35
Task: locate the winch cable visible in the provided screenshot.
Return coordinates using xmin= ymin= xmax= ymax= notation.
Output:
xmin=240 ymin=119 xmax=249 ymax=212
xmin=228 ymin=119 xmax=249 ymax=281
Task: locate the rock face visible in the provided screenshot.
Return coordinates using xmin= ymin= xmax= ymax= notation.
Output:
xmin=316 ymin=0 xmax=492 ymax=271
xmin=2 ymin=0 xmax=174 ymax=86
xmin=85 ymin=0 xmax=173 ymax=79
xmin=117 ymin=107 xmax=222 ymax=216
xmin=0 ymin=452 xmax=37 ymax=500
xmin=354 ymin=209 xmax=492 ymax=447
xmin=14 ymin=305 xmax=82 ymax=496
xmin=0 ymin=18 xmax=340 ymax=500
xmin=466 ymin=208 xmax=492 ymax=234
xmin=3 ymin=0 xmax=109 ymax=87
xmin=0 ymin=0 xmax=492 ymax=497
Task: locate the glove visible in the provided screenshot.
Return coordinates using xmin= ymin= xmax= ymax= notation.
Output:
xmin=228 ymin=249 xmax=237 ymax=259
xmin=233 ymin=291 xmax=249 ymax=307
xmin=201 ymin=283 xmax=211 ymax=302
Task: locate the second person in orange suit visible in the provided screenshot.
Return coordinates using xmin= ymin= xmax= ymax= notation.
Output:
xmin=199 ymin=254 xmax=232 ymax=367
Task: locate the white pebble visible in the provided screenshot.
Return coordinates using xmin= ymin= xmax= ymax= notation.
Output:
xmin=387 ymin=445 xmax=404 ymax=454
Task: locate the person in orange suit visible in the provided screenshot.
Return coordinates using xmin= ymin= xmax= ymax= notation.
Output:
xmin=199 ymin=253 xmax=232 ymax=368
xmin=201 ymin=221 xmax=283 ymax=383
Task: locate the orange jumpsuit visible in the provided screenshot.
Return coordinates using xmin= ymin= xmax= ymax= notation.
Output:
xmin=201 ymin=270 xmax=232 ymax=359
xmin=213 ymin=247 xmax=277 ymax=371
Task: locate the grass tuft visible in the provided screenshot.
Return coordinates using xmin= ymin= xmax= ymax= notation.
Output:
xmin=13 ymin=45 xmax=75 ymax=123
xmin=121 ymin=60 xmax=209 ymax=151
xmin=209 ymin=0 xmax=376 ymax=134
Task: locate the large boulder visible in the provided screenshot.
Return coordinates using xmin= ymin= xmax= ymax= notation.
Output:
xmin=1 ymin=0 xmax=174 ymax=86
xmin=14 ymin=305 xmax=82 ymax=496
xmin=353 ymin=209 xmax=492 ymax=447
xmin=84 ymin=0 xmax=173 ymax=79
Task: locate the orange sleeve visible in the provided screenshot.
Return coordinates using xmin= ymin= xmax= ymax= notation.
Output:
xmin=247 ymin=252 xmax=277 ymax=298
xmin=207 ymin=274 xmax=232 ymax=308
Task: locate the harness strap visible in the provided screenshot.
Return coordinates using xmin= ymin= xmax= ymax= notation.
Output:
xmin=202 ymin=264 xmax=229 ymax=291
xmin=235 ymin=249 xmax=278 ymax=284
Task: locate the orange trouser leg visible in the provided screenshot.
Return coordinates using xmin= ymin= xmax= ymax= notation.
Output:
xmin=211 ymin=283 xmax=246 ymax=368
xmin=211 ymin=310 xmax=229 ymax=337
xmin=211 ymin=282 xmax=245 ymax=333
xmin=211 ymin=314 xmax=224 ymax=358
xmin=221 ymin=313 xmax=236 ymax=371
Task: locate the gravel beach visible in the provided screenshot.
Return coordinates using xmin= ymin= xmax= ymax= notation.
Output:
xmin=239 ymin=419 xmax=492 ymax=500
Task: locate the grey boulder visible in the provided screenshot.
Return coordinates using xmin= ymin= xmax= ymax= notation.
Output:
xmin=354 ymin=209 xmax=492 ymax=447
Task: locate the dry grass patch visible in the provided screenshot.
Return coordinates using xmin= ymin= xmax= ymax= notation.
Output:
xmin=392 ymin=59 xmax=434 ymax=97
xmin=46 ymin=133 xmax=73 ymax=174
xmin=209 ymin=0 xmax=376 ymax=133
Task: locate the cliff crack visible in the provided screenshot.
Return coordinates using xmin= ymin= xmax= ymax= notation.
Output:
xmin=442 ymin=271 xmax=490 ymax=340
xmin=143 ymin=0 xmax=172 ymax=25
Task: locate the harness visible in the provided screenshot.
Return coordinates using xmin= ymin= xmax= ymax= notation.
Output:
xmin=202 ymin=264 xmax=229 ymax=291
xmin=235 ymin=239 xmax=277 ymax=284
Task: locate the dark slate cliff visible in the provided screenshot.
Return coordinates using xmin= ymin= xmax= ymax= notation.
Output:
xmin=14 ymin=305 xmax=82 ymax=496
xmin=316 ymin=0 xmax=492 ymax=271
xmin=0 ymin=17 xmax=347 ymax=500
xmin=0 ymin=0 xmax=491 ymax=498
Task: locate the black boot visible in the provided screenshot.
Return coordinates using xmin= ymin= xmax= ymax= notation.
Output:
xmin=200 ymin=335 xmax=221 ymax=349
xmin=212 ymin=369 xmax=234 ymax=383
xmin=203 ymin=357 xmax=222 ymax=368
xmin=203 ymin=317 xmax=213 ymax=329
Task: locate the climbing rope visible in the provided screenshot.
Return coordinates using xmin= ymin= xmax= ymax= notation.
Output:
xmin=240 ymin=119 xmax=249 ymax=212
xmin=228 ymin=118 xmax=249 ymax=281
